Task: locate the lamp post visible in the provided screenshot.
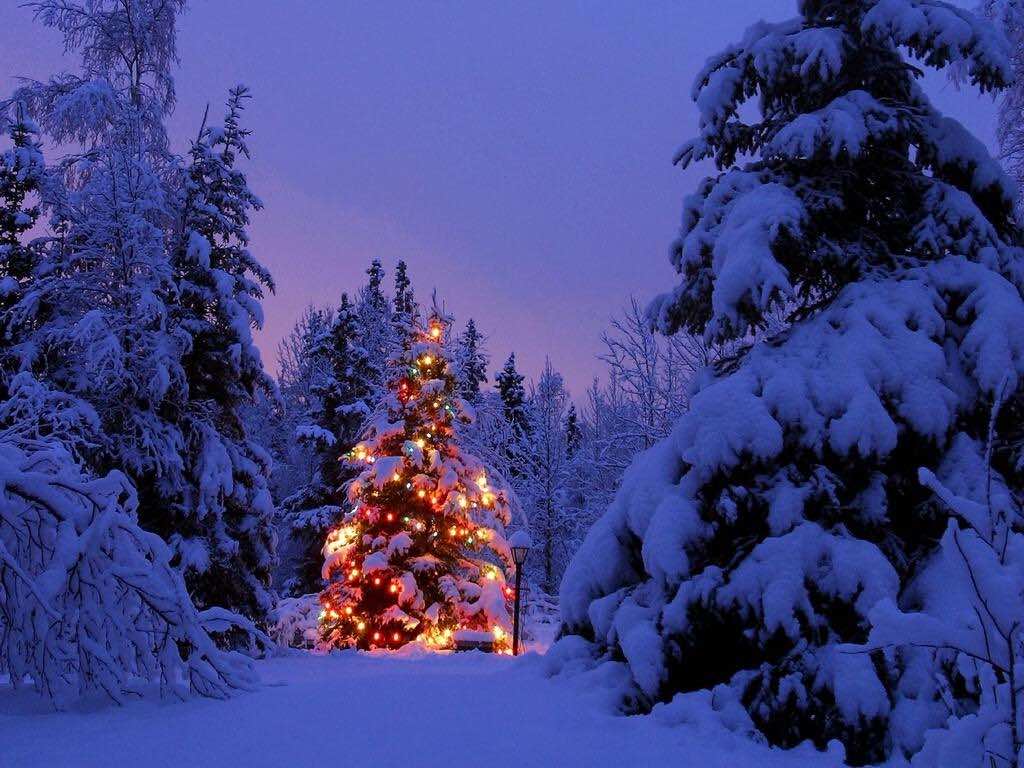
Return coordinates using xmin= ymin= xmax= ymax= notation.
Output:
xmin=509 ymin=530 xmax=532 ymax=656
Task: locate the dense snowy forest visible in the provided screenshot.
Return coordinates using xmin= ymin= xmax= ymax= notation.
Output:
xmin=5 ymin=1 xmax=1024 ymax=767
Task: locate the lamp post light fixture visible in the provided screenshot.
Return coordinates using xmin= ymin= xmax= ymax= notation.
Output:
xmin=509 ymin=530 xmax=532 ymax=656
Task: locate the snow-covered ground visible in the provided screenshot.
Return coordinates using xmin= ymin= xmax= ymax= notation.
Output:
xmin=1 ymin=649 xmax=846 ymax=768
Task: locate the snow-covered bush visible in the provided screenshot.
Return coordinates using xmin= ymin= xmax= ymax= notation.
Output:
xmin=555 ymin=2 xmax=1024 ymax=765
xmin=269 ymin=594 xmax=321 ymax=649
xmin=0 ymin=380 xmax=257 ymax=706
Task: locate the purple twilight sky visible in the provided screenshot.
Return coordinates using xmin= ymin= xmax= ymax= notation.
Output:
xmin=0 ymin=0 xmax=999 ymax=395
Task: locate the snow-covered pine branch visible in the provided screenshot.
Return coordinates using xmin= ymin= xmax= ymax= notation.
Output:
xmin=0 ymin=393 xmax=257 ymax=706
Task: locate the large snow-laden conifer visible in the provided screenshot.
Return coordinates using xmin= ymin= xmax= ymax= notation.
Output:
xmin=170 ymin=85 xmax=277 ymax=624
xmin=7 ymin=3 xmax=280 ymax=632
xmin=9 ymin=0 xmax=190 ymax=543
xmin=556 ymin=2 xmax=1024 ymax=765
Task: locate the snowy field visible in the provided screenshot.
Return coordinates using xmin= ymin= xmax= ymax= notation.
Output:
xmin=0 ymin=649 xmax=845 ymax=768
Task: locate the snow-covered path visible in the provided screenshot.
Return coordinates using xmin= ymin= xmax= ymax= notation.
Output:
xmin=1 ymin=651 xmax=843 ymax=767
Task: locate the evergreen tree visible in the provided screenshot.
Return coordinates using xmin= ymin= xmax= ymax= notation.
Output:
xmin=453 ymin=318 xmax=488 ymax=404
xmin=8 ymin=2 xmax=279 ymax=634
xmin=12 ymin=0 xmax=189 ymax=539
xmin=496 ymin=353 xmax=529 ymax=437
xmin=559 ymin=3 xmax=1024 ymax=764
xmin=390 ymin=258 xmax=420 ymax=353
xmin=320 ymin=309 xmax=514 ymax=650
xmin=495 ymin=352 xmax=531 ymax=480
xmin=564 ymin=403 xmax=582 ymax=459
xmin=0 ymin=108 xmax=46 ymax=396
xmin=393 ymin=259 xmax=416 ymax=319
xmin=170 ymin=85 xmax=277 ymax=622
xmin=356 ymin=258 xmax=394 ymax=398
xmin=283 ymin=294 xmax=373 ymax=596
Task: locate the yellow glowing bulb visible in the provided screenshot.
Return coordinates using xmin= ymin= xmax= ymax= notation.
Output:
xmin=373 ymin=577 xmax=382 ymax=586
xmin=486 ymin=569 xmax=497 ymax=581
xmin=430 ymin=326 xmax=442 ymax=339
xmin=357 ymin=621 xmax=366 ymax=631
xmin=392 ymin=472 xmax=401 ymax=482
xmin=389 ymin=584 xmax=399 ymax=593
xmin=458 ymin=496 xmax=468 ymax=509
xmin=373 ymin=632 xmax=380 ymax=641
xmin=417 ymin=489 xmax=426 ymax=499
xmin=415 ymin=438 xmax=426 ymax=449
xmin=345 ymin=607 xmax=353 ymax=615
xmin=422 ymin=355 xmax=433 ymax=365
xmin=393 ymin=632 xmax=401 ymax=641
xmin=349 ymin=568 xmax=359 ymax=579
xmin=492 ymin=626 xmax=506 ymax=641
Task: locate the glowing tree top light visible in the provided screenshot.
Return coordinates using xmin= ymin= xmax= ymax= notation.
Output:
xmin=319 ymin=306 xmax=515 ymax=651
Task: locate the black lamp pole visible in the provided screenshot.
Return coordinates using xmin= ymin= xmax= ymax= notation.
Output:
xmin=509 ymin=533 xmax=530 ymax=656
xmin=512 ymin=560 xmax=524 ymax=656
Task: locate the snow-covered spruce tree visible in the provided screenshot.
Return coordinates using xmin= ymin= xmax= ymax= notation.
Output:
xmin=12 ymin=0 xmax=190 ymax=539
xmin=496 ymin=353 xmax=529 ymax=435
xmin=282 ymin=294 xmax=372 ymax=596
xmin=565 ymin=404 xmax=582 ymax=458
xmin=170 ymin=85 xmax=277 ymax=624
xmin=10 ymin=2 xmax=278 ymax=638
xmin=557 ymin=2 xmax=1024 ymax=764
xmin=495 ymin=352 xmax=532 ymax=479
xmin=453 ymin=318 xmax=489 ymax=404
xmin=19 ymin=111 xmax=189 ymax=522
xmin=392 ymin=259 xmax=417 ymax=326
xmin=389 ymin=260 xmax=421 ymax=365
xmin=320 ymin=309 xmax=514 ymax=650
xmin=0 ymin=374 xmax=257 ymax=707
xmin=0 ymin=108 xmax=46 ymax=398
xmin=356 ymin=258 xmax=395 ymax=399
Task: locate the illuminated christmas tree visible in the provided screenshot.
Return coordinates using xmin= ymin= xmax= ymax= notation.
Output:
xmin=319 ymin=306 xmax=515 ymax=651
